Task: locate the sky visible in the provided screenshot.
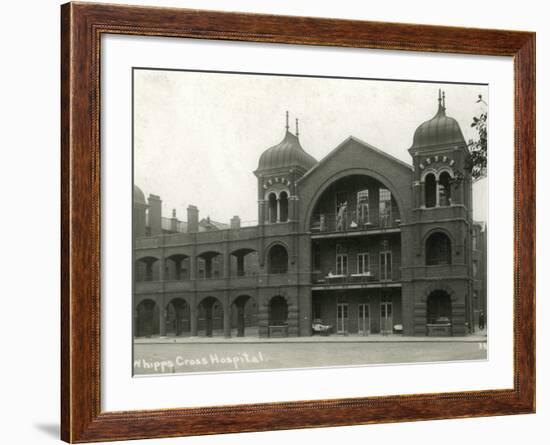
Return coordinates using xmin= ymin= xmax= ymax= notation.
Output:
xmin=134 ymin=69 xmax=488 ymax=224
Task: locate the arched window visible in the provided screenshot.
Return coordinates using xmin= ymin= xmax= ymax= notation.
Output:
xmin=426 ymin=232 xmax=452 ymax=265
xmin=425 ymin=173 xmax=437 ymax=208
xmin=279 ymin=191 xmax=289 ymax=222
xmin=268 ymin=244 xmax=288 ymax=274
xmin=438 ymin=171 xmax=452 ymax=206
xmin=268 ymin=193 xmax=277 ymax=223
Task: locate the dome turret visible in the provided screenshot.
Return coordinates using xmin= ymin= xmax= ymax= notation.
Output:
xmin=133 ymin=185 xmax=146 ymax=205
xmin=410 ymin=90 xmax=466 ymax=150
xmin=256 ymin=113 xmax=317 ymax=174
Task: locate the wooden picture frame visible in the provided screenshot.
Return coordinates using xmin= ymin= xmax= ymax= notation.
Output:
xmin=61 ymin=2 xmax=535 ymax=442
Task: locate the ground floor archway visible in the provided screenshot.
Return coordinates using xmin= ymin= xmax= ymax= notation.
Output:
xmin=231 ymin=295 xmax=258 ymax=337
xmin=426 ymin=290 xmax=452 ymax=336
xmin=135 ymin=299 xmax=159 ymax=337
xmin=426 ymin=290 xmax=452 ymax=324
xmin=166 ymin=298 xmax=190 ymax=336
xmin=268 ymin=295 xmax=288 ymax=326
xmin=198 ymin=296 xmax=224 ymax=337
xmin=266 ymin=295 xmax=289 ymax=338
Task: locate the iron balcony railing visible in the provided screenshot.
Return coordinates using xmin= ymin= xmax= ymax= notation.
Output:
xmin=310 ymin=207 xmax=400 ymax=233
xmin=311 ymin=269 xmax=400 ymax=285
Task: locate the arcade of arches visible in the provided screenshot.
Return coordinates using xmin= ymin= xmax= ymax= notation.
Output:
xmin=134 ymin=295 xmax=291 ymax=338
xmin=135 ymin=248 xmax=260 ymax=282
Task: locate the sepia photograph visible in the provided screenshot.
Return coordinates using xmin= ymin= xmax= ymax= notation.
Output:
xmin=132 ymin=68 xmax=488 ymax=375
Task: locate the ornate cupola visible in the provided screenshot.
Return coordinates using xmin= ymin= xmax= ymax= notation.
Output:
xmin=255 ymin=112 xmax=317 ymax=176
xmin=410 ymin=90 xmax=466 ymax=151
xmin=408 ymin=90 xmax=472 ymax=212
xmin=255 ymin=112 xmax=317 ymax=225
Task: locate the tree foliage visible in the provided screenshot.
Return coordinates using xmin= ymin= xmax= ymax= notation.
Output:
xmin=467 ymin=95 xmax=487 ymax=181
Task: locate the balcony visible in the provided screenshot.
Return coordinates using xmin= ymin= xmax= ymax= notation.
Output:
xmin=310 ymin=208 xmax=400 ymax=238
xmin=311 ymin=270 xmax=401 ymax=290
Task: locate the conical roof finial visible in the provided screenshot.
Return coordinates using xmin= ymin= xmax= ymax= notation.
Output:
xmin=285 ymin=111 xmax=289 ymax=131
xmin=437 ymin=89 xmax=446 ymax=115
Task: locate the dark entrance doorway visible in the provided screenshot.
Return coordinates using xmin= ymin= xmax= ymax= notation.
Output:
xmin=426 ymin=290 xmax=452 ymax=336
xmin=135 ymin=299 xmax=159 ymax=337
xmin=268 ymin=295 xmax=289 ymax=338
xmin=268 ymin=296 xmax=288 ymax=326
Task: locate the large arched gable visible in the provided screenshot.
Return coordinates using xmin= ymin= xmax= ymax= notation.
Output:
xmin=297 ymin=137 xmax=413 ymax=231
xmin=302 ymin=167 xmax=410 ymax=232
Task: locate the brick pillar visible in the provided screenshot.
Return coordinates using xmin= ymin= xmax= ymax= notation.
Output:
xmin=451 ymin=302 xmax=467 ymax=336
xmin=224 ymin=293 xmax=231 ymax=338
xmin=298 ymin=288 xmax=312 ymax=336
xmin=258 ymin=199 xmax=265 ymax=225
xmin=287 ymin=302 xmax=299 ymax=337
xmin=190 ymin=298 xmax=198 ymax=336
xmin=158 ymin=256 xmax=165 ymax=281
xmin=258 ymin=299 xmax=269 ymax=338
xmin=413 ymin=302 xmax=427 ymax=336
xmin=190 ymin=252 xmax=196 ymax=280
xmin=237 ymin=304 xmax=245 ymax=337
xmin=159 ymin=296 xmax=166 ymax=337
xmin=158 ymin=256 xmax=166 ymax=337
xmin=223 ymin=244 xmax=230 ymax=279
xmin=148 ymin=194 xmax=162 ymax=235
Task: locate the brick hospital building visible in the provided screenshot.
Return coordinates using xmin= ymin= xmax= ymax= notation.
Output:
xmin=133 ymin=91 xmax=487 ymax=339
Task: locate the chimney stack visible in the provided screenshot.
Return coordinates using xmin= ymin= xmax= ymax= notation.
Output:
xmin=148 ymin=194 xmax=162 ymax=235
xmin=230 ymin=215 xmax=241 ymax=230
xmin=170 ymin=209 xmax=178 ymax=232
xmin=187 ymin=205 xmax=199 ymax=233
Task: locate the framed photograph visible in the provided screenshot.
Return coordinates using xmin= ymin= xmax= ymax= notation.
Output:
xmin=61 ymin=2 xmax=535 ymax=442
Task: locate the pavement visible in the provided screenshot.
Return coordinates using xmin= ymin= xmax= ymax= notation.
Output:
xmin=134 ymin=328 xmax=487 ymax=345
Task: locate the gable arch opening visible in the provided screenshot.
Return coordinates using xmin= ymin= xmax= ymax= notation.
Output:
xmin=308 ymin=173 xmax=403 ymax=233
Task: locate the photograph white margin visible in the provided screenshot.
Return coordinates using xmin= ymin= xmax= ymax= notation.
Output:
xmin=101 ymin=34 xmax=514 ymax=412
